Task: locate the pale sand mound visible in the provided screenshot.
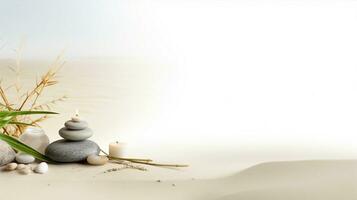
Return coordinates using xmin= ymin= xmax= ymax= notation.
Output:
xmin=1 ymin=160 xmax=356 ymax=200
xmin=215 ymin=160 xmax=357 ymax=200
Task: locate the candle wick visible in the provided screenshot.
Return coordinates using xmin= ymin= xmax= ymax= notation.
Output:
xmin=75 ymin=109 xmax=79 ymax=117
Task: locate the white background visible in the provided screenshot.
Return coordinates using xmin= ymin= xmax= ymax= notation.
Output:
xmin=1 ymin=0 xmax=357 ymax=167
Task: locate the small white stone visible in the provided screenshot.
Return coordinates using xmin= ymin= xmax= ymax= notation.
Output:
xmin=18 ymin=168 xmax=31 ymax=175
xmin=3 ymin=162 xmax=17 ymax=171
xmin=87 ymin=155 xmax=108 ymax=166
xmin=16 ymin=153 xmax=35 ymax=164
xmin=34 ymin=162 xmax=48 ymax=174
xmin=16 ymin=164 xmax=27 ymax=170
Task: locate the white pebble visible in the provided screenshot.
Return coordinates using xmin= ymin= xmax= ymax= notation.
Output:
xmin=18 ymin=168 xmax=31 ymax=175
xmin=3 ymin=163 xmax=17 ymax=171
xmin=15 ymin=153 xmax=35 ymax=164
xmin=16 ymin=164 xmax=27 ymax=170
xmin=34 ymin=162 xmax=48 ymax=174
xmin=87 ymin=155 xmax=108 ymax=166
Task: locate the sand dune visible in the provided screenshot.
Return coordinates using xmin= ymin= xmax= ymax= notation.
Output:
xmin=1 ymin=160 xmax=356 ymax=200
xmin=214 ymin=160 xmax=357 ymax=200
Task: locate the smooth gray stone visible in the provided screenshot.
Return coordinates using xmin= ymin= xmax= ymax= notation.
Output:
xmin=45 ymin=139 xmax=100 ymax=163
xmin=59 ymin=127 xmax=93 ymax=141
xmin=0 ymin=140 xmax=15 ymax=166
xmin=64 ymin=120 xmax=88 ymax=130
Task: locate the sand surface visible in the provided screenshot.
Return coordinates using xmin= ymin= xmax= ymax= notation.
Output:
xmin=1 ymin=59 xmax=357 ymax=199
xmin=1 ymin=160 xmax=356 ymax=200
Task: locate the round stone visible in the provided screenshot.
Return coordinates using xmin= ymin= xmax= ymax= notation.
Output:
xmin=64 ymin=120 xmax=88 ymax=130
xmin=34 ymin=162 xmax=48 ymax=174
xmin=45 ymin=139 xmax=100 ymax=163
xmin=0 ymin=140 xmax=15 ymax=166
xmin=59 ymin=127 xmax=93 ymax=141
xmin=16 ymin=164 xmax=27 ymax=170
xmin=20 ymin=127 xmax=50 ymax=154
xmin=18 ymin=168 xmax=31 ymax=175
xmin=16 ymin=153 xmax=35 ymax=164
xmin=86 ymin=155 xmax=108 ymax=166
xmin=3 ymin=163 xmax=17 ymax=171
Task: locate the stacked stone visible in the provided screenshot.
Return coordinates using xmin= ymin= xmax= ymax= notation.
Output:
xmin=45 ymin=117 xmax=100 ymax=163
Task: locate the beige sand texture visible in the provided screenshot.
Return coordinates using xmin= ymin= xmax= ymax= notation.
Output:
xmin=1 ymin=60 xmax=357 ymax=199
xmin=1 ymin=160 xmax=357 ymax=200
xmin=215 ymin=160 xmax=357 ymax=200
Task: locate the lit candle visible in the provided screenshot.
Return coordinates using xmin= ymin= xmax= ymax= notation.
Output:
xmin=109 ymin=141 xmax=125 ymax=158
xmin=71 ymin=109 xmax=81 ymax=122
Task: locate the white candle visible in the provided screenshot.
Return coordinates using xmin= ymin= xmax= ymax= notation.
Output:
xmin=109 ymin=141 xmax=125 ymax=158
xmin=71 ymin=109 xmax=81 ymax=122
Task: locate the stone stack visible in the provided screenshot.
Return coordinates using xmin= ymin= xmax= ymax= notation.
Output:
xmin=45 ymin=117 xmax=100 ymax=163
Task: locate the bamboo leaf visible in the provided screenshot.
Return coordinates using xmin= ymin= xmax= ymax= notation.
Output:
xmin=8 ymin=121 xmax=34 ymax=126
xmin=0 ymin=110 xmax=57 ymax=118
xmin=0 ymin=134 xmax=57 ymax=163
xmin=0 ymin=110 xmax=58 ymax=163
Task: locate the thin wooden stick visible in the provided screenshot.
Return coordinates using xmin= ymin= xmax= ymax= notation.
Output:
xmin=111 ymin=157 xmax=153 ymax=162
xmin=109 ymin=156 xmax=189 ymax=168
xmin=32 ymin=95 xmax=67 ymax=110
xmin=2 ymin=127 xmax=9 ymax=135
xmin=0 ymin=86 xmax=12 ymax=110
xmin=100 ymin=149 xmax=152 ymax=162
